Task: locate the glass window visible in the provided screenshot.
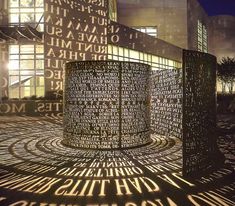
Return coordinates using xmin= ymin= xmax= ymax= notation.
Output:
xmin=152 ymin=56 xmax=159 ymax=64
xmin=198 ymin=20 xmax=208 ymax=53
xmin=139 ymin=52 xmax=144 ymax=61
xmin=21 ymin=86 xmax=35 ymax=97
xmin=36 ymin=60 xmax=44 ymax=70
xmin=8 ymin=44 xmax=45 ymax=99
xmin=36 ymin=87 xmax=44 ymax=97
xmin=8 ymin=60 xmax=20 ymax=70
xmin=10 ymin=76 xmax=19 ymax=85
xmin=129 ymin=49 xmax=139 ymax=60
xmin=113 ymin=46 xmax=118 ymax=55
xmin=9 ymin=87 xmax=20 ymax=98
xmin=169 ymin=60 xmax=174 ymax=67
xmin=21 ymin=76 xmax=34 ymax=87
xmin=36 ymin=76 xmax=44 ymax=86
xmin=144 ymin=54 xmax=148 ymax=62
xmin=36 ymin=54 xmax=44 ymax=59
xmin=36 ymin=0 xmax=43 ymax=7
xmin=112 ymin=55 xmax=118 ymax=60
xmin=20 ymin=0 xmax=34 ymax=7
xmin=9 ymin=14 xmax=19 ymax=23
xmin=124 ymin=48 xmax=129 ymax=57
xmin=10 ymin=0 xmax=19 ymax=7
xmin=20 ymin=54 xmax=34 ymax=59
xmin=146 ymin=28 xmax=156 ymax=33
xmin=108 ymin=45 xmax=112 ymax=54
xmin=118 ymin=47 xmax=124 ymax=56
xmin=132 ymin=26 xmax=158 ymax=38
xmin=35 ymin=8 xmax=44 ymax=12
xmin=10 ymin=54 xmax=19 ymax=60
xmin=108 ymin=54 xmax=112 ymax=60
xmin=10 ymin=8 xmax=19 ymax=12
xmin=20 ymin=8 xmax=34 ymax=13
xmin=20 ymin=60 xmax=34 ymax=70
xmin=20 ymin=70 xmax=34 ymax=75
xmin=20 ymin=14 xmax=34 ymax=23
xmin=118 ymin=56 xmax=124 ymax=61
xmin=20 ymin=45 xmax=34 ymax=53
xmin=9 ymin=45 xmax=19 ymax=53
xmin=8 ymin=0 xmax=44 ymax=32
xmin=107 ymin=44 xmax=182 ymax=71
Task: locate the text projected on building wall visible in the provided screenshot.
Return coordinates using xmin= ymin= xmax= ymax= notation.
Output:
xmin=44 ymin=0 xmax=108 ymax=92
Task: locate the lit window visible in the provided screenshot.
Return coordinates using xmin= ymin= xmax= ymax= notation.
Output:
xmin=113 ymin=46 xmax=118 ymax=55
xmin=129 ymin=49 xmax=139 ymax=60
xmin=9 ymin=0 xmax=44 ymax=31
xmin=8 ymin=44 xmax=44 ymax=99
xmin=197 ymin=20 xmax=208 ymax=53
xmin=108 ymin=45 xmax=112 ymax=54
xmin=107 ymin=45 xmax=182 ymax=71
xmin=132 ymin=26 xmax=158 ymax=38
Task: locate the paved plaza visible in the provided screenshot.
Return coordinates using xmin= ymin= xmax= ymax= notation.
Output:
xmin=0 ymin=116 xmax=234 ymax=206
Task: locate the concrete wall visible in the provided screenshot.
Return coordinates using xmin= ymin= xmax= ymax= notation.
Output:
xmin=117 ymin=0 xmax=188 ymax=49
xmin=117 ymin=0 xmax=215 ymax=52
xmin=209 ymin=15 xmax=235 ymax=61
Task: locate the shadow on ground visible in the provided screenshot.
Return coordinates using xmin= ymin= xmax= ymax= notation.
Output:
xmin=0 ymin=116 xmax=234 ymax=206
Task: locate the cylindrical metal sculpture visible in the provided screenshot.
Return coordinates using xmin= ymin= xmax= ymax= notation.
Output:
xmin=63 ymin=61 xmax=151 ymax=149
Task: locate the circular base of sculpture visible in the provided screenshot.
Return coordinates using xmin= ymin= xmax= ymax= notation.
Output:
xmin=61 ymin=138 xmax=153 ymax=150
xmin=1 ymin=117 xmax=233 ymax=206
xmin=63 ymin=61 xmax=151 ymax=149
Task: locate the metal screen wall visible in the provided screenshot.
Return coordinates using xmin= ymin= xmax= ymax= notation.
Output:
xmin=182 ymin=50 xmax=217 ymax=176
xmin=151 ymin=69 xmax=183 ymax=139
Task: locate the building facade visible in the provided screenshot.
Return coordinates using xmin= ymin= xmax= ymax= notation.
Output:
xmin=117 ymin=0 xmax=235 ymax=58
xmin=0 ymin=0 xmax=183 ymax=101
xmin=0 ymin=0 xmax=234 ymax=101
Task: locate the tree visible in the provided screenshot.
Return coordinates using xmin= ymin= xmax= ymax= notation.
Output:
xmin=217 ymin=57 xmax=235 ymax=94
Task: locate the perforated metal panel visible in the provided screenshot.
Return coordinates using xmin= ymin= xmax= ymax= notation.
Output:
xmin=151 ymin=69 xmax=183 ymax=139
xmin=63 ymin=61 xmax=151 ymax=149
xmin=182 ymin=50 xmax=217 ymax=176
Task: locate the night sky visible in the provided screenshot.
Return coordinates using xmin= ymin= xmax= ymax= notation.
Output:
xmin=198 ymin=0 xmax=235 ymax=16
